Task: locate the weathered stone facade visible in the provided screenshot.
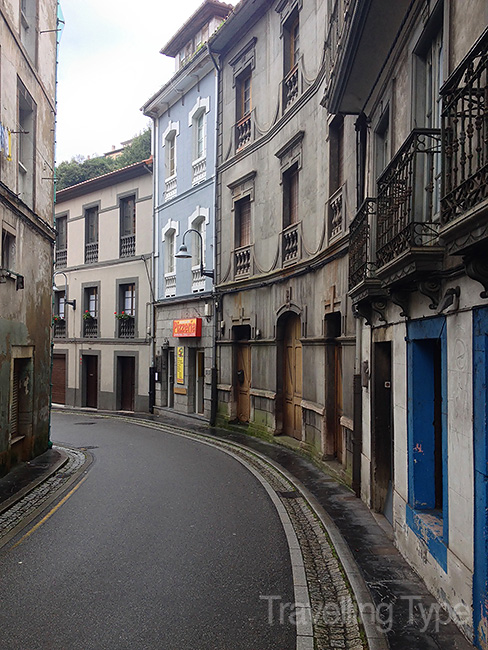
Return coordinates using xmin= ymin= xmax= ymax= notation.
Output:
xmin=0 ymin=0 xmax=58 ymax=476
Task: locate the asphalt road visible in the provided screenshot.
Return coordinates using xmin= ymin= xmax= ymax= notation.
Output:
xmin=0 ymin=412 xmax=295 ymax=649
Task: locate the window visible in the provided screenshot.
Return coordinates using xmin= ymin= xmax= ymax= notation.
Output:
xmin=166 ymin=230 xmax=175 ymax=275
xmin=2 ymin=229 xmax=16 ymax=270
xmin=283 ymin=164 xmax=299 ymax=228
xmin=328 ymin=115 xmax=344 ymax=240
xmin=18 ymin=80 xmax=36 ymax=208
xmin=166 ymin=132 xmax=176 ymax=178
xmin=122 ymin=283 xmax=135 ymax=316
xmin=20 ymin=0 xmax=37 ymax=62
xmin=120 ymin=195 xmax=136 ymax=257
xmin=56 ymin=291 xmax=65 ymax=319
xmin=118 ymin=283 xmax=136 ymax=338
xmin=375 ymin=107 xmax=390 ymax=180
xmin=85 ymin=206 xmax=99 ymax=263
xmin=54 ymin=291 xmax=66 ymax=338
xmin=83 ymin=286 xmax=98 ymax=338
xmin=238 ymin=71 xmax=252 ymax=121
xmin=56 ymin=216 xmax=67 ymax=267
xmin=196 ymin=113 xmax=205 ymax=160
xmin=236 ymin=196 xmax=251 ymax=248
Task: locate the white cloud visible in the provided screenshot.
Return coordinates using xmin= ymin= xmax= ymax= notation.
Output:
xmin=56 ymin=0 xmax=219 ymax=162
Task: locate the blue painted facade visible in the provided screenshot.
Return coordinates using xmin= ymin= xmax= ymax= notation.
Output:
xmin=473 ymin=307 xmax=488 ymax=648
xmin=155 ymin=66 xmax=216 ymax=299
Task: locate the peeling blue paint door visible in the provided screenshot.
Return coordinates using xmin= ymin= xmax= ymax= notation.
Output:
xmin=473 ymin=307 xmax=488 ymax=649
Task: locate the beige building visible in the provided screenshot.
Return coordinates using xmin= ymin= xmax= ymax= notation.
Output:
xmin=53 ymin=161 xmax=154 ymax=413
xmin=0 ymin=0 xmax=58 ymax=475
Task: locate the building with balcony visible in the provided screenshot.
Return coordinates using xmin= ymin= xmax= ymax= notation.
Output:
xmin=209 ymin=0 xmax=358 ymax=485
xmin=322 ymin=0 xmax=488 ymax=645
xmin=0 ymin=0 xmax=58 ymax=476
xmin=142 ymin=0 xmax=232 ymax=420
xmin=53 ymin=160 xmax=153 ymax=412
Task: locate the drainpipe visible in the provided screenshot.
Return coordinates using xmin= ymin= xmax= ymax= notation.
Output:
xmin=208 ymin=43 xmax=220 ymax=427
xmin=149 ymin=119 xmax=159 ymax=414
xmin=352 ymin=310 xmax=362 ymax=497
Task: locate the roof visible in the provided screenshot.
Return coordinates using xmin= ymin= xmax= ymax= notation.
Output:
xmin=161 ymin=0 xmax=233 ymax=57
xmin=55 ymin=158 xmax=153 ymax=204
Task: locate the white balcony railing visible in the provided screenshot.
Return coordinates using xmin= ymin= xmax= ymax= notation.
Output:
xmin=192 ymin=267 xmax=206 ymax=292
xmin=165 ymin=177 xmax=177 ymax=201
xmin=192 ymin=158 xmax=206 ymax=185
xmin=165 ymin=273 xmax=176 ymax=297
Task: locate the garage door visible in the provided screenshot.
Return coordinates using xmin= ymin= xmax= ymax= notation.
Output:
xmin=52 ymin=354 xmax=66 ymax=405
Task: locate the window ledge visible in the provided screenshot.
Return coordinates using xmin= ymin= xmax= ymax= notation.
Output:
xmin=406 ymin=503 xmax=447 ymax=571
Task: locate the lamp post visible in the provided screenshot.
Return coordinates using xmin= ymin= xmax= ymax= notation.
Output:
xmin=175 ymin=228 xmax=214 ymax=279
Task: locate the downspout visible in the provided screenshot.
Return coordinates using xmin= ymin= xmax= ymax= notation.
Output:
xmin=48 ymin=2 xmax=64 ymax=448
xmin=149 ymin=120 xmax=159 ymax=413
xmin=208 ymin=42 xmax=220 ymax=427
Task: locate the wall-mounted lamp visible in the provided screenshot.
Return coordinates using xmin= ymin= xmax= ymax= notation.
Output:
xmin=53 ymin=270 xmax=76 ymax=310
xmin=175 ymin=228 xmax=214 ymax=279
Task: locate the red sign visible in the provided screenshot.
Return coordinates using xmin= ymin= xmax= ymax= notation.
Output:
xmin=173 ymin=318 xmax=202 ymax=338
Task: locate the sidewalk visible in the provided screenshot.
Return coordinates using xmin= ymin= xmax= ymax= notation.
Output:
xmin=5 ymin=407 xmax=476 ymax=650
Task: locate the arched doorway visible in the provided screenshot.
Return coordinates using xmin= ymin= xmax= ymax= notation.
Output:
xmin=282 ymin=313 xmax=302 ymax=440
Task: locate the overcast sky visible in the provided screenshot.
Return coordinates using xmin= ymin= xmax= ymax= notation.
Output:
xmin=56 ymin=0 xmax=218 ymax=163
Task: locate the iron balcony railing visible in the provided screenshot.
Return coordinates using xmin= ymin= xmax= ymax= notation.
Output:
xmin=441 ymin=29 xmax=488 ymax=226
xmin=348 ymin=198 xmax=376 ymax=291
xmin=118 ymin=317 xmax=135 ymax=339
xmin=120 ymin=234 xmax=135 ymax=258
xmin=53 ymin=320 xmax=66 ymax=338
xmin=83 ymin=317 xmax=98 ymax=338
xmin=55 ymin=248 xmax=67 ymax=268
xmin=85 ymin=242 xmax=98 ymax=264
xmin=376 ymin=128 xmax=442 ymax=269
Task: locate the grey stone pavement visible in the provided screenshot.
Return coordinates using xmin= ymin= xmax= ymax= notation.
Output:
xmin=0 ymin=407 xmax=476 ymax=650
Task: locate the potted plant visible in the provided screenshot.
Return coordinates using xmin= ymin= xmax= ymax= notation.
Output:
xmin=83 ymin=310 xmax=95 ymax=321
xmin=114 ymin=311 xmax=134 ymax=320
xmin=52 ymin=315 xmax=65 ymax=325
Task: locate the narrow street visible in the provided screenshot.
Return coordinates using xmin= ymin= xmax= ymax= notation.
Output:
xmin=0 ymin=412 xmax=297 ymax=650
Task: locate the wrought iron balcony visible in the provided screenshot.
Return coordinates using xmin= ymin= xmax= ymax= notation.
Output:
xmin=282 ymin=223 xmax=300 ymax=264
xmin=440 ymin=29 xmax=488 ymax=255
xmin=120 ymin=234 xmax=135 ymax=258
xmin=83 ymin=317 xmax=98 ymax=338
xmin=236 ymin=113 xmax=252 ymax=151
xmin=53 ymin=320 xmax=66 ymax=338
xmin=234 ymin=245 xmax=252 ymax=277
xmin=85 ymin=242 xmax=98 ymax=264
xmin=55 ymin=248 xmax=67 ymax=268
xmin=118 ymin=317 xmax=135 ymax=339
xmin=375 ymin=129 xmax=444 ymax=285
xmin=283 ymin=64 xmax=299 ymax=110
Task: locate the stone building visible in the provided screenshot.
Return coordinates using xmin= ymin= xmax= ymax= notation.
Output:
xmin=0 ymin=0 xmax=58 ymax=475
xmin=53 ymin=161 xmax=153 ymax=412
xmin=321 ymin=0 xmax=488 ymax=646
xmin=142 ymin=0 xmax=232 ymax=421
xmin=209 ymin=0 xmax=358 ymax=485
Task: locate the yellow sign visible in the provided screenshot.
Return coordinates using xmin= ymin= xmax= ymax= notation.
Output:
xmin=176 ymin=346 xmax=185 ymax=384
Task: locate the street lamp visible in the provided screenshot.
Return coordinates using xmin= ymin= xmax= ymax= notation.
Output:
xmin=53 ymin=270 xmax=76 ymax=309
xmin=175 ymin=228 xmax=214 ymax=279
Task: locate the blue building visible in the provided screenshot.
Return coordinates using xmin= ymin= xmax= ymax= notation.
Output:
xmin=143 ymin=0 xmax=232 ymax=419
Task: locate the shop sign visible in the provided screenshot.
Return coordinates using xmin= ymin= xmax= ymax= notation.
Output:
xmin=176 ymin=346 xmax=185 ymax=384
xmin=173 ymin=318 xmax=202 ymax=338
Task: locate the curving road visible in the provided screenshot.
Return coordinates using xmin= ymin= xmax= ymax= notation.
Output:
xmin=0 ymin=412 xmax=295 ymax=650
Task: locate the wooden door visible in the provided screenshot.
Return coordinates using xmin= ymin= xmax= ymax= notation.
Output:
xmin=283 ymin=314 xmax=302 ymax=439
xmin=52 ymin=354 xmax=66 ymax=405
xmin=119 ymin=356 xmax=135 ymax=411
xmin=84 ymin=355 xmax=98 ymax=408
xmin=236 ymin=344 xmax=251 ymax=422
xmin=195 ymin=350 xmax=204 ymax=414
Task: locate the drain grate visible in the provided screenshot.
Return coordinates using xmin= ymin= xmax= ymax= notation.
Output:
xmin=277 ymin=490 xmax=301 ymax=499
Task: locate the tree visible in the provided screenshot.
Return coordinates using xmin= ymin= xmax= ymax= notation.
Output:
xmin=55 ymin=127 xmax=152 ymax=191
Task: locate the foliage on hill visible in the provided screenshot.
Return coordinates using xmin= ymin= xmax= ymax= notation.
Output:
xmin=56 ymin=127 xmax=151 ymax=191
